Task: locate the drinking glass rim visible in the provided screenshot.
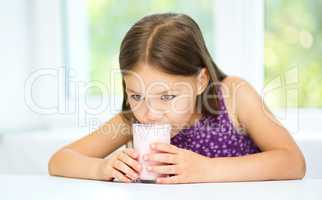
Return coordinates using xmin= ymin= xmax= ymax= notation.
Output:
xmin=132 ymin=123 xmax=171 ymax=129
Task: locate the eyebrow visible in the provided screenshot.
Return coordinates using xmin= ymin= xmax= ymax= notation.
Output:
xmin=126 ymin=88 xmax=174 ymax=95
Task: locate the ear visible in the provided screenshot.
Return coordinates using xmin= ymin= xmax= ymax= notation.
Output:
xmin=196 ymin=68 xmax=210 ymax=95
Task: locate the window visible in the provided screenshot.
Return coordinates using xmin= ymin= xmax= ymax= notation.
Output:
xmin=264 ymin=0 xmax=322 ymax=109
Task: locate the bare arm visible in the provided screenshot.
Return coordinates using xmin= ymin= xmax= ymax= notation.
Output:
xmin=206 ymin=77 xmax=306 ymax=182
xmin=48 ymin=113 xmax=132 ymax=180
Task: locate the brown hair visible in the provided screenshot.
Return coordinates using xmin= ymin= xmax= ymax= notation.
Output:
xmin=118 ymin=13 xmax=226 ymax=124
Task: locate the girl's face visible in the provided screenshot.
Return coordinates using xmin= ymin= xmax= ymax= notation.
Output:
xmin=123 ymin=64 xmax=209 ymax=133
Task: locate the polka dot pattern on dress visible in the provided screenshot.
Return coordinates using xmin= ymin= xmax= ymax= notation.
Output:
xmin=171 ymin=84 xmax=261 ymax=158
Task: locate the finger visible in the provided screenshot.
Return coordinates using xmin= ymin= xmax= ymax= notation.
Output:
xmin=123 ymin=148 xmax=139 ymax=159
xmin=151 ymin=143 xmax=179 ymax=154
xmin=147 ymin=164 xmax=178 ymax=175
xmin=156 ymin=175 xmax=182 ymax=184
xmin=145 ymin=153 xmax=177 ymax=164
xmin=114 ymin=160 xmax=139 ymax=180
xmin=111 ymin=168 xmax=131 ymax=183
xmin=119 ymin=152 xmax=142 ymax=172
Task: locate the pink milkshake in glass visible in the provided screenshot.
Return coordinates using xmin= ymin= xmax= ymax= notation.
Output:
xmin=132 ymin=123 xmax=171 ymax=183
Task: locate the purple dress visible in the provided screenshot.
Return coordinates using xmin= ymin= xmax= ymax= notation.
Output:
xmin=171 ymin=85 xmax=261 ymax=158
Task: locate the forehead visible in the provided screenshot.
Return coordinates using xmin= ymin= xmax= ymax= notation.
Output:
xmin=123 ymin=64 xmax=196 ymax=92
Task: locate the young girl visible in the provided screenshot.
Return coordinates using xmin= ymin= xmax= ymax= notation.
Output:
xmin=48 ymin=13 xmax=306 ymax=184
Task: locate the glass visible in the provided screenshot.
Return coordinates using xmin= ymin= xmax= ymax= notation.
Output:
xmin=132 ymin=123 xmax=171 ymax=183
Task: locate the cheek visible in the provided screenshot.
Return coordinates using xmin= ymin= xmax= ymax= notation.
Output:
xmin=169 ymin=95 xmax=196 ymax=114
xmin=165 ymin=95 xmax=197 ymax=124
xmin=128 ymin=101 xmax=145 ymax=120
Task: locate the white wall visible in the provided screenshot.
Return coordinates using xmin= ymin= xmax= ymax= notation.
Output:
xmin=0 ymin=0 xmax=41 ymax=132
xmin=214 ymin=0 xmax=264 ymax=93
xmin=0 ymin=0 xmax=67 ymax=133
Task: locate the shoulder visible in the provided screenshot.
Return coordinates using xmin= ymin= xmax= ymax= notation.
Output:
xmin=221 ymin=76 xmax=260 ymax=104
xmin=221 ymin=76 xmax=250 ymax=90
xmin=220 ymin=76 xmax=260 ymax=111
xmin=221 ymin=76 xmax=277 ymax=129
xmin=220 ymin=76 xmax=266 ymax=129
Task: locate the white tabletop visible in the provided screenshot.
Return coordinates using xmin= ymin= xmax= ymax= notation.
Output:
xmin=1 ymin=175 xmax=321 ymax=200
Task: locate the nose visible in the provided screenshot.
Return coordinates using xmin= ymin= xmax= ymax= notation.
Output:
xmin=144 ymin=107 xmax=163 ymax=124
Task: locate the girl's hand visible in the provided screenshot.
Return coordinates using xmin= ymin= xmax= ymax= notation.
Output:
xmin=144 ymin=143 xmax=211 ymax=184
xmin=99 ymin=148 xmax=142 ymax=183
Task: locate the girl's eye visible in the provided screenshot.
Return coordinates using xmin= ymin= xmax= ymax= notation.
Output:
xmin=160 ymin=95 xmax=176 ymax=101
xmin=130 ymin=94 xmax=144 ymax=101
